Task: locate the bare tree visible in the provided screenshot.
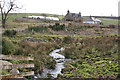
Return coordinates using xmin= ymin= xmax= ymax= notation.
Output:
xmin=0 ymin=0 xmax=20 ymax=28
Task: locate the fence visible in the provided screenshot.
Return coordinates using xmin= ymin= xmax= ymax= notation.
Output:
xmin=0 ymin=54 xmax=34 ymax=79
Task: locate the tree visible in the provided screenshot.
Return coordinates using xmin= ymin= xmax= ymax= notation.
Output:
xmin=0 ymin=0 xmax=20 ymax=28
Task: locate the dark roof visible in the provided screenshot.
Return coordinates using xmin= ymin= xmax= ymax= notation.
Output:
xmin=85 ymin=17 xmax=101 ymax=22
xmin=69 ymin=13 xmax=82 ymax=18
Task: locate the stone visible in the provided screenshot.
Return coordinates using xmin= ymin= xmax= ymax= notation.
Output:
xmin=10 ymin=68 xmax=20 ymax=74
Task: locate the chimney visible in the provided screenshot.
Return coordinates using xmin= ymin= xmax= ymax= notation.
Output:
xmin=79 ymin=12 xmax=81 ymax=16
xmin=67 ymin=10 xmax=70 ymax=14
xmin=90 ymin=15 xmax=92 ymax=18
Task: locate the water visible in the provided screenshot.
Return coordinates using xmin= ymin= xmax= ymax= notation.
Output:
xmin=37 ymin=47 xmax=65 ymax=78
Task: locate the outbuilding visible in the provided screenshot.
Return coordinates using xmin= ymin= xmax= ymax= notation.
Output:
xmin=28 ymin=16 xmax=59 ymax=21
xmin=83 ymin=16 xmax=102 ymax=24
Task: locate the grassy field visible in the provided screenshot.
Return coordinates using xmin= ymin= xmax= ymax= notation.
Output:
xmin=58 ymin=36 xmax=119 ymax=78
xmin=3 ymin=13 xmax=63 ymax=22
xmin=98 ymin=18 xmax=118 ymax=25
xmin=83 ymin=17 xmax=118 ymax=25
xmin=2 ymin=32 xmax=119 ymax=78
xmin=0 ymin=13 xmax=118 ymax=25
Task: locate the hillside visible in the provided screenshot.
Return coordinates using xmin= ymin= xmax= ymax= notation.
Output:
xmin=0 ymin=13 xmax=118 ymax=25
xmin=2 ymin=13 xmax=63 ymax=22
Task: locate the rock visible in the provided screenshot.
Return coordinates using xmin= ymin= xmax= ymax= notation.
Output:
xmin=10 ymin=68 xmax=20 ymax=74
xmin=0 ymin=60 xmax=13 ymax=65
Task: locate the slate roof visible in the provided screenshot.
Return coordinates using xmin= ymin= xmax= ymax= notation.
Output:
xmin=86 ymin=17 xmax=101 ymax=22
xmin=69 ymin=13 xmax=82 ymax=18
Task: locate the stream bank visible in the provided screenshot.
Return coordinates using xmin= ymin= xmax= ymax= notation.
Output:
xmin=37 ymin=47 xmax=66 ymax=78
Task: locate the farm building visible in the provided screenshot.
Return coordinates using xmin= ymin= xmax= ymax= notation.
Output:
xmin=83 ymin=16 xmax=102 ymax=24
xmin=28 ymin=16 xmax=59 ymax=21
xmin=62 ymin=10 xmax=83 ymax=22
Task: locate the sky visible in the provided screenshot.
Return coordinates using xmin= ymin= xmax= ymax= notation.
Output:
xmin=17 ymin=0 xmax=120 ymax=16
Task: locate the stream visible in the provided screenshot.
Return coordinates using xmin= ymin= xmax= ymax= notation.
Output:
xmin=36 ymin=47 xmax=66 ymax=78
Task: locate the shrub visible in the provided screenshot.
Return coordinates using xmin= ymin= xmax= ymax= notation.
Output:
xmin=15 ymin=41 xmax=36 ymax=56
xmin=28 ymin=26 xmax=49 ymax=33
xmin=49 ymin=23 xmax=65 ymax=31
xmin=109 ymin=25 xmax=115 ymax=28
xmin=3 ymin=30 xmax=17 ymax=37
xmin=68 ymin=23 xmax=72 ymax=26
xmin=63 ymin=36 xmax=73 ymax=44
xmin=64 ymin=48 xmax=72 ymax=58
xmin=14 ymin=48 xmax=24 ymax=55
xmin=14 ymin=40 xmax=57 ymax=74
xmin=2 ymin=37 xmax=15 ymax=55
xmin=64 ymin=44 xmax=78 ymax=59
xmin=55 ymin=23 xmax=60 ymax=26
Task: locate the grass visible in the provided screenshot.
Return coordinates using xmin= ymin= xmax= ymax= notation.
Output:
xmin=83 ymin=17 xmax=118 ymax=25
xmin=28 ymin=26 xmax=50 ymax=33
xmin=5 ymin=31 xmax=119 ymax=45
xmin=2 ymin=30 xmax=119 ymax=78
xmin=1 ymin=13 xmax=119 ymax=79
xmin=0 ymin=13 xmax=119 ymax=30
xmin=98 ymin=18 xmax=118 ymax=25
xmin=5 ymin=22 xmax=47 ymax=29
xmin=8 ymin=60 xmax=34 ymax=64
xmin=60 ymin=36 xmax=119 ymax=78
xmin=6 ymin=33 xmax=96 ymax=43
xmin=0 ymin=70 xmax=10 ymax=75
xmin=5 ymin=13 xmax=63 ymax=22
xmin=0 ymin=13 xmax=63 ymax=30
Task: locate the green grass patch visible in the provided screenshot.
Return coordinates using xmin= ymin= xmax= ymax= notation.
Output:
xmin=8 ymin=60 xmax=34 ymax=64
xmin=98 ymin=18 xmax=118 ymax=25
xmin=0 ymin=70 xmax=10 ymax=75
xmin=28 ymin=26 xmax=50 ymax=33
xmin=60 ymin=36 xmax=119 ymax=78
xmin=6 ymin=13 xmax=63 ymax=22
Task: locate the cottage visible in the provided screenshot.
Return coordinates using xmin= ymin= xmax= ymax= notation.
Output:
xmin=62 ymin=10 xmax=83 ymax=22
xmin=83 ymin=16 xmax=102 ymax=24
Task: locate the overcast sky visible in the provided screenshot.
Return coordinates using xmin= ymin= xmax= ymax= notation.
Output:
xmin=18 ymin=0 xmax=119 ymax=16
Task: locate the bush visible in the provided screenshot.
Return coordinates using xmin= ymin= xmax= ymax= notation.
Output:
xmin=55 ymin=23 xmax=60 ymax=26
xmin=2 ymin=37 xmax=15 ymax=55
xmin=64 ymin=44 xmax=78 ymax=59
xmin=15 ymin=41 xmax=36 ymax=56
xmin=14 ymin=48 xmax=24 ymax=55
xmin=63 ymin=36 xmax=73 ymax=44
xmin=28 ymin=26 xmax=49 ymax=33
xmin=68 ymin=23 xmax=72 ymax=26
xmin=49 ymin=23 xmax=65 ymax=31
xmin=3 ymin=30 xmax=17 ymax=37
xmin=109 ymin=25 xmax=115 ymax=28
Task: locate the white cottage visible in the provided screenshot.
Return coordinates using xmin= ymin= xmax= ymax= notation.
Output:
xmin=83 ymin=17 xmax=102 ymax=24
